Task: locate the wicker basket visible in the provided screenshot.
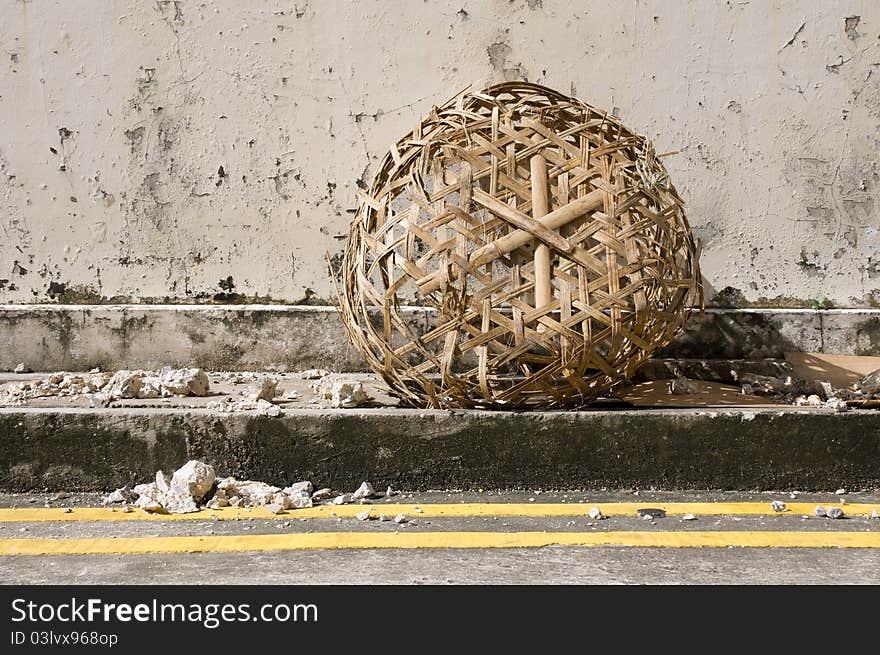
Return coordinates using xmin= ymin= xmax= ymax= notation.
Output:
xmin=339 ymin=82 xmax=701 ymax=409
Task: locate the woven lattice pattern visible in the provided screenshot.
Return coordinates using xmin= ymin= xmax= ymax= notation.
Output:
xmin=340 ymin=82 xmax=701 ymax=408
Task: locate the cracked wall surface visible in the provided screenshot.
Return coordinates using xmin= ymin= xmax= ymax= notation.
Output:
xmin=1 ymin=0 xmax=879 ymax=307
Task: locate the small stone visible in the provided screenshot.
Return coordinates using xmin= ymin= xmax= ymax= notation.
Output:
xmin=13 ymin=363 xmax=27 ymax=373
xmin=120 ymin=506 xmax=133 ymax=513
xmin=311 ymin=488 xmax=334 ymax=501
xmin=332 ymin=493 xmax=353 ymax=505
xmin=770 ymin=501 xmax=787 ymax=513
xmin=245 ymin=377 xmax=278 ymax=402
xmin=668 ymin=376 xmax=698 ymax=395
xmin=826 ymin=506 xmax=845 ymax=519
xmin=587 ymin=507 xmax=603 ymax=520
xmin=871 ymin=509 xmax=879 ymax=519
xmin=835 ymin=488 xmax=846 ymax=495
xmin=356 ymin=509 xmax=372 ymax=521
xmin=266 ymin=503 xmax=285 ymax=515
xmin=351 ymin=481 xmax=376 ymax=500
xmin=393 ymin=514 xmax=407 ymax=524
xmin=826 ymin=398 xmax=850 ymax=412
xmin=62 ymin=507 xmax=72 ymax=513
xmin=681 ymin=513 xmax=697 ymax=521
xmin=379 ymin=514 xmax=390 ymax=521
xmin=300 ymin=369 xmax=330 ymax=380
xmin=641 ymin=514 xmax=654 ymax=521
xmin=103 ymin=486 xmax=137 ymax=505
xmin=386 ymin=486 xmax=396 ymax=497
xmin=815 ymin=506 xmax=827 ymax=517
xmin=50 ymin=491 xmax=70 ymax=501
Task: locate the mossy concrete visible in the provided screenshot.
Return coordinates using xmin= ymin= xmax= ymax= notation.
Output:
xmin=1 ymin=406 xmax=878 ymax=492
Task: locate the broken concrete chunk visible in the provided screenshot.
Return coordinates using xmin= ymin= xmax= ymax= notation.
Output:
xmin=284 ymin=481 xmax=313 ymax=496
xmin=103 ymin=486 xmax=137 ymax=505
xmin=770 ymin=501 xmax=787 ymax=513
xmin=814 ymin=506 xmax=827 ymax=517
xmin=826 ymin=398 xmax=850 ymax=412
xmin=332 ymin=493 xmax=353 ymax=505
xmin=155 ymin=470 xmax=171 ymax=493
xmin=681 ymin=513 xmax=697 ymax=521
xmin=266 ymin=503 xmax=285 ymax=515
xmin=218 ymin=479 xmax=281 ymax=506
xmin=104 ymin=370 xmax=143 ymax=399
xmin=170 ymin=460 xmax=216 ymax=503
xmin=160 ymin=367 xmax=210 ymax=397
xmin=300 ymin=369 xmax=331 ymax=380
xmin=794 ymin=394 xmax=822 ymax=407
xmin=13 ymin=363 xmax=27 ymax=373
xmin=351 ymin=481 xmax=376 ymax=500
xmin=587 ymin=507 xmax=604 ymax=520
xmin=393 ymin=514 xmax=408 ymax=524
xmin=245 ymin=377 xmax=278 ymax=402
xmin=871 ymin=509 xmax=879 ymax=519
xmin=835 ymin=488 xmax=846 ymax=495
xmin=667 ymin=376 xmax=698 ymax=395
xmin=311 ymin=488 xmax=334 ymax=501
xmin=356 ymin=509 xmax=372 ymax=521
xmin=825 ymin=506 xmax=845 ymax=519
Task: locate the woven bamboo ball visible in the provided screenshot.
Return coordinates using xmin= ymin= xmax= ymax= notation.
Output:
xmin=340 ymin=82 xmax=701 ymax=409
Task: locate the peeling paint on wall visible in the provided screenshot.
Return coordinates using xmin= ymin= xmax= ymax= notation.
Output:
xmin=1 ymin=0 xmax=880 ymax=307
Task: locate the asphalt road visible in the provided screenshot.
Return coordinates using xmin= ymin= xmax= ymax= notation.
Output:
xmin=2 ymin=491 xmax=879 ymax=584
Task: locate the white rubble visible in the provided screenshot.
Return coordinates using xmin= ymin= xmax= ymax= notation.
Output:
xmin=681 ymin=513 xmax=697 ymax=521
xmin=393 ymin=514 xmax=408 ymax=524
xmin=13 ymin=363 xmax=27 ymax=373
xmin=299 ymin=369 xmax=331 ymax=380
xmin=207 ymin=397 xmax=282 ymax=417
xmin=313 ymin=375 xmax=371 ymax=408
xmin=793 ymin=394 xmax=823 ymax=407
xmin=0 ymin=367 xmax=210 ymax=406
xmin=158 ymin=368 xmax=210 ymax=396
xmin=825 ymin=506 xmax=845 ymax=519
xmin=104 ymin=371 xmax=143 ymax=399
xmin=351 ymin=481 xmax=376 ymax=500
xmin=102 ymin=485 xmax=137 ymax=505
xmin=244 ymin=377 xmax=278 ymax=402
xmin=825 ymin=398 xmax=850 ymax=412
xmin=170 ymin=460 xmax=216 ymax=502
xmin=814 ymin=506 xmax=827 ymax=517
xmin=587 ymin=507 xmax=604 ymax=520
xmin=770 ymin=500 xmax=787 ymax=512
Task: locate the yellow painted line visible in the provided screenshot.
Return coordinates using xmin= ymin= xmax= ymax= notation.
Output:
xmin=1 ymin=531 xmax=880 ymax=556
xmin=0 ymin=502 xmax=876 ymax=523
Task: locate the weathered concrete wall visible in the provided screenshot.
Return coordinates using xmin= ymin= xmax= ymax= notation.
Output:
xmin=1 ymin=1 xmax=879 ymax=307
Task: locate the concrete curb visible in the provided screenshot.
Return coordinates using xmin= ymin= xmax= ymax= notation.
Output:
xmin=3 ymin=304 xmax=880 ymax=372
xmin=2 ymin=406 xmax=878 ymax=492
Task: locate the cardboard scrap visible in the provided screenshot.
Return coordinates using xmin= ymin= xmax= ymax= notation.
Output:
xmin=783 ymin=352 xmax=880 ymax=389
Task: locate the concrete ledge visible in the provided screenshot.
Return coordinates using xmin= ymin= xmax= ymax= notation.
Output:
xmin=3 ymin=304 xmax=880 ymax=372
xmin=1 ymin=407 xmax=878 ymax=492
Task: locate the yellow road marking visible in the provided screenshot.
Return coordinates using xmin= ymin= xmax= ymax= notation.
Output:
xmin=1 ymin=531 xmax=879 ymax=556
xmin=0 ymin=502 xmax=876 ymax=523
